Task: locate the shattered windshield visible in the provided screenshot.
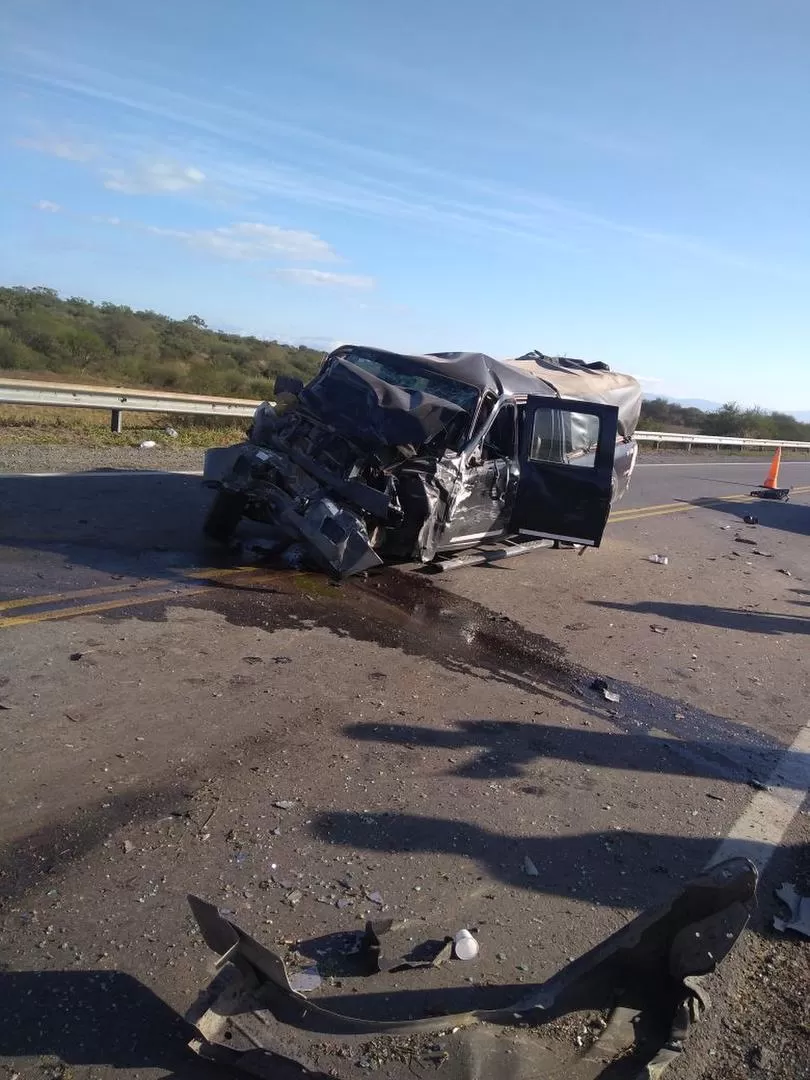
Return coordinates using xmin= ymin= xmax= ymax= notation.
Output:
xmin=339 ymin=348 xmax=480 ymax=414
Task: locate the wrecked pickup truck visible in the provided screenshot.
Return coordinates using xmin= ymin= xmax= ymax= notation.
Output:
xmin=202 ymin=345 xmax=642 ymax=577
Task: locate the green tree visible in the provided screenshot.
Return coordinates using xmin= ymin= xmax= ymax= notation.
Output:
xmin=0 ymin=285 xmax=325 ymax=394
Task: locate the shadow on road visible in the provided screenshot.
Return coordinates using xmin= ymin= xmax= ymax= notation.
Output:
xmin=312 ymin=809 xmax=808 ymax=912
xmin=591 ymin=599 xmax=810 ymax=636
xmin=343 ymin=717 xmax=807 ymax=786
xmin=0 ymin=470 xmax=220 ymax=585
xmin=0 ymin=970 xmax=217 ymax=1077
xmin=676 ymin=493 xmax=810 ymax=536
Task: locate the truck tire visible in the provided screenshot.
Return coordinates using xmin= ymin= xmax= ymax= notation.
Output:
xmin=203 ymin=490 xmax=247 ymax=543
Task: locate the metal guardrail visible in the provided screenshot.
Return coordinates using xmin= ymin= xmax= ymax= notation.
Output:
xmin=2 ymin=378 xmax=809 ymax=448
xmin=0 ymin=376 xmax=258 ymax=432
xmin=636 ymin=431 xmax=810 ymax=450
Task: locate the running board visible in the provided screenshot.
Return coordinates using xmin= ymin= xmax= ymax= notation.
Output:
xmin=429 ymin=537 xmax=556 ymax=573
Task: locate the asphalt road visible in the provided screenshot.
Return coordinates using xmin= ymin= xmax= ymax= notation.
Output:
xmin=0 ymin=454 xmax=808 ymax=1080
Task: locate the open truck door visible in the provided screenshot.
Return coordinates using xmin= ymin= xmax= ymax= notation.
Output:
xmin=512 ymin=397 xmax=619 ymax=547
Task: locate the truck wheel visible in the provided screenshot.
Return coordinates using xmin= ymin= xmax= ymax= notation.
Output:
xmin=203 ymin=490 xmax=247 ymax=543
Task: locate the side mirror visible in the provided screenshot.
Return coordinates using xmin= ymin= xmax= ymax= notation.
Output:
xmin=274 ymin=375 xmax=304 ymax=397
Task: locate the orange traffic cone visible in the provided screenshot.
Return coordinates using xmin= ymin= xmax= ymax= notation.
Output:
xmin=763 ymin=447 xmax=782 ymax=489
xmin=751 ymin=447 xmax=790 ymax=500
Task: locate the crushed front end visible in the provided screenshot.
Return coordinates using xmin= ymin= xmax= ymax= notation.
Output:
xmin=202 ymin=348 xmax=475 ymax=577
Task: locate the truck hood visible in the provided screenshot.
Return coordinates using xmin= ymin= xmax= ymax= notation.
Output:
xmin=299 ymin=358 xmax=469 ymax=450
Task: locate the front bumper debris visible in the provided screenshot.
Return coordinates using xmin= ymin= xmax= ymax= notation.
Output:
xmin=203 ymin=442 xmax=384 ymax=576
xmin=185 ymin=857 xmax=756 ymax=1079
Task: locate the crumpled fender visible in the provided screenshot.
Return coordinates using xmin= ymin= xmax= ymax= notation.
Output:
xmin=185 ymin=857 xmax=756 ymax=1079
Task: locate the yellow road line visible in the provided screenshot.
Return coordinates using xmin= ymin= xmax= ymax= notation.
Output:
xmin=0 ymin=578 xmax=170 ymax=612
xmin=613 ymin=500 xmax=698 ymax=514
xmin=612 ymin=485 xmax=810 ymax=523
xmin=0 ymin=587 xmax=210 ymax=629
xmin=0 ymin=565 xmax=257 ymax=613
xmin=613 ymin=503 xmax=698 ymax=522
xmin=0 ymin=565 xmax=301 ymax=629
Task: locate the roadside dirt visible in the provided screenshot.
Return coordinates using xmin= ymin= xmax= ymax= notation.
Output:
xmin=0 ymin=443 xmax=208 ymax=473
xmin=669 ymin=821 xmax=810 ymax=1080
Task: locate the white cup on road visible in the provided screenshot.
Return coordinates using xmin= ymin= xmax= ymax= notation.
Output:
xmin=453 ymin=929 xmax=479 ymax=960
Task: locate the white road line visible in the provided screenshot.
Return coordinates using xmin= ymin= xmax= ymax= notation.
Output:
xmin=0 ymin=469 xmax=203 ymax=478
xmin=636 ymin=461 xmax=810 ymax=468
xmin=710 ymin=721 xmax=810 ymax=871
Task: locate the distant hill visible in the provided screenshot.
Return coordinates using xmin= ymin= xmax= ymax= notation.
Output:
xmin=640 ymin=395 xmax=810 ymax=441
xmin=645 ymin=394 xmax=810 ymax=424
xmin=644 ymin=394 xmax=721 ymax=412
xmin=0 ymin=285 xmax=325 ymax=398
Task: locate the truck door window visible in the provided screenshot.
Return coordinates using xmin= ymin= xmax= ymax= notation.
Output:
xmin=482 ymin=403 xmax=516 ymax=460
xmin=566 ymin=411 xmax=601 ymax=466
xmin=529 ymin=408 xmax=601 ymax=467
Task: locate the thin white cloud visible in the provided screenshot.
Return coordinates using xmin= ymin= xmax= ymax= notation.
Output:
xmin=103 ymin=161 xmax=206 ymax=195
xmin=273 ymin=268 xmax=374 ymax=289
xmin=18 ymin=134 xmax=98 ymax=162
xmin=146 ymin=221 xmax=339 ymax=262
xmin=35 ymin=199 xmax=61 ymax=212
xmin=11 ymin=50 xmax=790 ymax=277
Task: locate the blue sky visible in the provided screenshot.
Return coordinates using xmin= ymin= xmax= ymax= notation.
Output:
xmin=1 ymin=0 xmax=808 ymax=408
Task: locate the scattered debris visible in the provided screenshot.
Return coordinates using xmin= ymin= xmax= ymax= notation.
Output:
xmin=272 ymin=656 xmax=292 ymax=665
xmin=747 ymin=1046 xmax=776 ymax=1072
xmin=430 ymin=939 xmax=455 ymax=966
xmin=273 ymin=800 xmax=297 ymax=810
xmin=289 ymin=966 xmax=322 ymax=993
xmin=719 ymin=525 xmax=732 ymax=530
xmin=453 ymin=929 xmax=479 ymax=960
xmin=284 ymin=889 xmax=303 ymax=907
xmin=748 ymin=779 xmax=772 ymax=792
xmin=734 ymin=536 xmax=758 ymax=546
xmin=121 ymin=839 xmax=135 ymax=854
xmin=777 ymin=568 xmax=792 ymax=576
xmin=773 ymin=883 xmax=810 ymax=939
xmin=523 ymin=855 xmax=540 ymax=877
xmin=138 ymin=440 xmax=157 ymax=449
xmin=242 ymin=656 xmax=263 ymax=664
xmin=186 ymin=858 xmax=758 ymax=1077
xmin=650 ymin=624 xmax=668 ymax=634
xmin=366 ymin=890 xmax=384 ymax=905
xmin=69 ymin=652 xmax=84 ymax=661
xmin=165 ymin=426 xmax=179 ymax=438
xmin=646 ymin=554 xmax=669 ymax=565
xmin=359 ymin=917 xmax=412 ymax=974
xmin=752 ymin=550 xmax=774 ymax=558
xmin=591 ymin=677 xmax=621 ymax=704
xmin=705 ymin=793 xmax=726 ymax=802
xmin=743 ymin=514 xmax=759 ymax=525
